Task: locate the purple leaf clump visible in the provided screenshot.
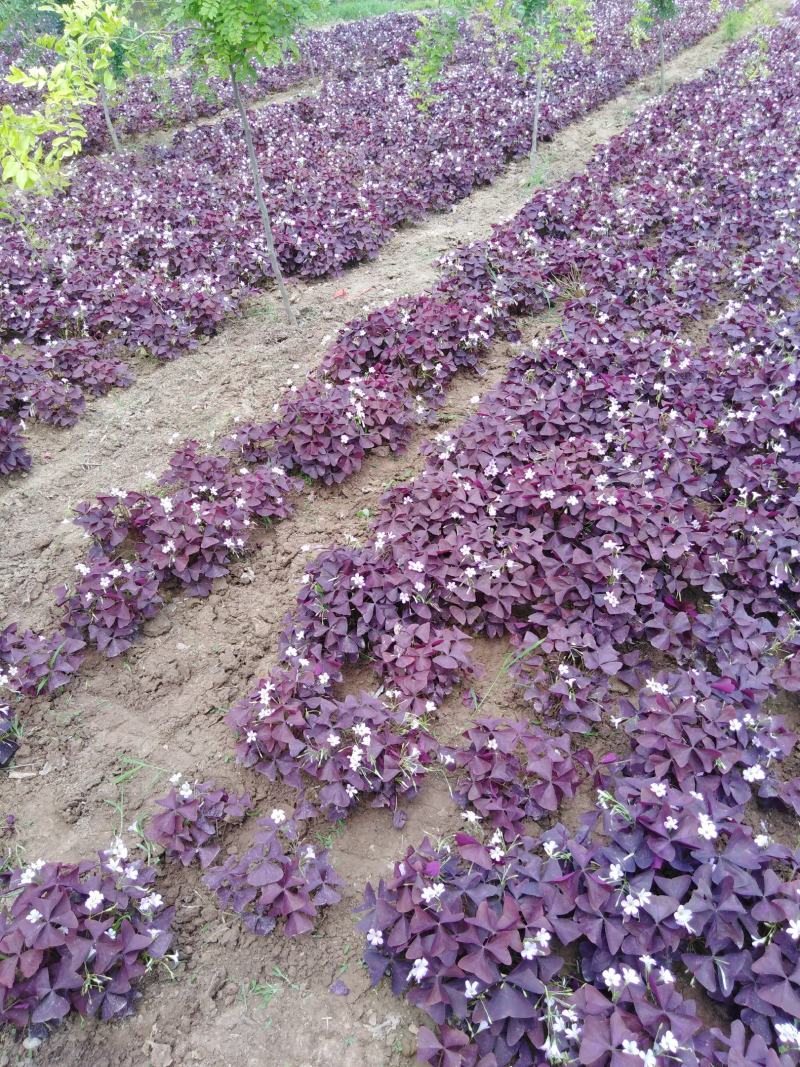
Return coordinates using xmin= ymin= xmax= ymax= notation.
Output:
xmin=56 ymin=557 xmax=162 ymax=657
xmin=203 ymin=810 xmax=342 ymax=937
xmin=147 ymin=778 xmax=251 ymax=869
xmin=0 ymin=842 xmax=174 ymax=1032
xmin=0 ymin=624 xmax=85 ymax=697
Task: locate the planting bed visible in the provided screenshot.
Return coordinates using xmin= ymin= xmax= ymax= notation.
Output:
xmin=2 ymin=5 xmax=800 ymax=1067
xmin=0 ymin=0 xmax=737 ymax=479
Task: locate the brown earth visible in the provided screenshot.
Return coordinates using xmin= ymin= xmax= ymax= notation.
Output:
xmin=0 ymin=14 xmax=791 ymax=1067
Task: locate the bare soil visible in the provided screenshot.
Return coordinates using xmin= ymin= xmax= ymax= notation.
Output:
xmin=0 ymin=20 xmax=781 ymax=1067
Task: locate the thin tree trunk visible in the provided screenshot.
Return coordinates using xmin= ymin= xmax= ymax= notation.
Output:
xmin=230 ymin=66 xmax=297 ymax=327
xmin=529 ymin=61 xmax=544 ymax=175
xmin=658 ymin=20 xmax=665 ymax=93
xmin=305 ymin=30 xmax=317 ymax=79
xmin=98 ymin=82 xmax=122 ymax=154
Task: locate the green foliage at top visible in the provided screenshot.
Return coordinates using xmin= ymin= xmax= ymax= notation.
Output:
xmin=312 ymin=0 xmax=427 ymax=24
xmin=405 ymin=0 xmax=471 ymax=105
xmin=630 ymin=0 xmax=677 ymax=45
xmin=1 ymin=0 xmax=166 ymax=205
xmin=36 ymin=0 xmax=135 ymax=90
xmin=169 ymin=0 xmax=325 ymax=81
xmin=721 ymin=0 xmax=778 ymax=41
xmin=407 ymin=0 xmax=594 ymax=107
xmin=0 ymin=0 xmax=59 ymax=38
xmin=509 ymin=0 xmax=595 ymax=75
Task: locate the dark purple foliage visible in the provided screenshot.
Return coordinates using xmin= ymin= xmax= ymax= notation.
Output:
xmin=228 ymin=686 xmax=437 ymax=821
xmin=450 ymin=718 xmax=593 ymax=834
xmin=147 ymin=778 xmax=251 ymax=868
xmin=0 ymin=843 xmax=174 ymax=1031
xmin=202 ymin=810 xmax=342 ymax=937
xmin=0 ymin=624 xmax=85 ymax=697
xmin=56 ymin=558 xmax=162 ymax=657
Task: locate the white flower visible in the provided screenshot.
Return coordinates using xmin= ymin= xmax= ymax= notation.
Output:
xmin=621 ymin=1040 xmax=640 ymax=1055
xmin=621 ymin=895 xmax=640 ymax=918
xmin=169 ymin=772 xmax=182 ymax=785
xmin=124 ymin=866 xmax=139 ymax=881
xmin=351 ymin=573 xmax=366 ymax=589
xmin=367 ymin=928 xmax=383 ymax=947
xmin=658 ymin=966 xmax=674 ymax=984
xmin=270 ymin=808 xmax=287 ymax=825
xmin=139 ymin=893 xmax=163 ymax=914
xmin=658 ymin=1030 xmax=679 ymax=1055
xmin=743 ymin=764 xmax=765 ymax=783
xmin=754 ymin=834 xmax=770 ymax=848
xmin=640 ymin=954 xmax=655 ymax=969
xmin=607 ymin=863 xmax=623 ymax=883
xmin=673 ymin=905 xmax=693 ymax=931
xmin=697 ymin=814 xmax=717 ymax=841
xmin=109 ymin=837 xmax=128 ymax=860
xmin=465 ymin=980 xmax=480 ymax=998
xmin=486 ymin=737 xmax=498 ymax=751
xmin=787 ymin=918 xmax=800 ymax=941
xmin=602 ymin=967 xmax=621 ymax=990
xmin=409 ymin=958 xmax=429 ymax=983
xmin=650 ymin=782 xmax=667 ymax=798
xmin=543 ymin=840 xmax=558 ymax=858
xmin=621 ymin=966 xmax=640 ymax=986
xmin=327 ymin=732 xmax=341 ymax=747
xmin=83 ymin=890 xmax=104 ymax=913
xmin=776 ymin=1021 xmax=800 ymax=1047
xmin=521 ymin=939 xmax=538 ymax=960
xmin=25 ymin=909 xmax=43 ymax=924
xmin=420 ymin=883 xmax=445 ymax=905
xmin=461 ymin=811 xmax=481 ymax=824
xmin=645 ymin=678 xmax=670 ymax=696
xmin=664 ymin=816 xmax=678 ymax=831
xmin=178 ymin=782 xmax=193 ymax=800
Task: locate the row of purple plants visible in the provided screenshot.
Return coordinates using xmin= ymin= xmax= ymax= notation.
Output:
xmin=2 ymin=12 xmax=800 ymax=1051
xmin=0 ymin=0 xmax=739 ymax=478
xmin=0 ymin=0 xmax=748 ymax=692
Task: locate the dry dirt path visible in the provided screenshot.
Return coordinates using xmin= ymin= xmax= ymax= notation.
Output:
xmin=0 ymin=16 xmax=784 ymax=1067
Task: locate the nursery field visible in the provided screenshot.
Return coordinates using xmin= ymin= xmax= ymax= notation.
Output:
xmin=1 ymin=1 xmax=800 ymax=1065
